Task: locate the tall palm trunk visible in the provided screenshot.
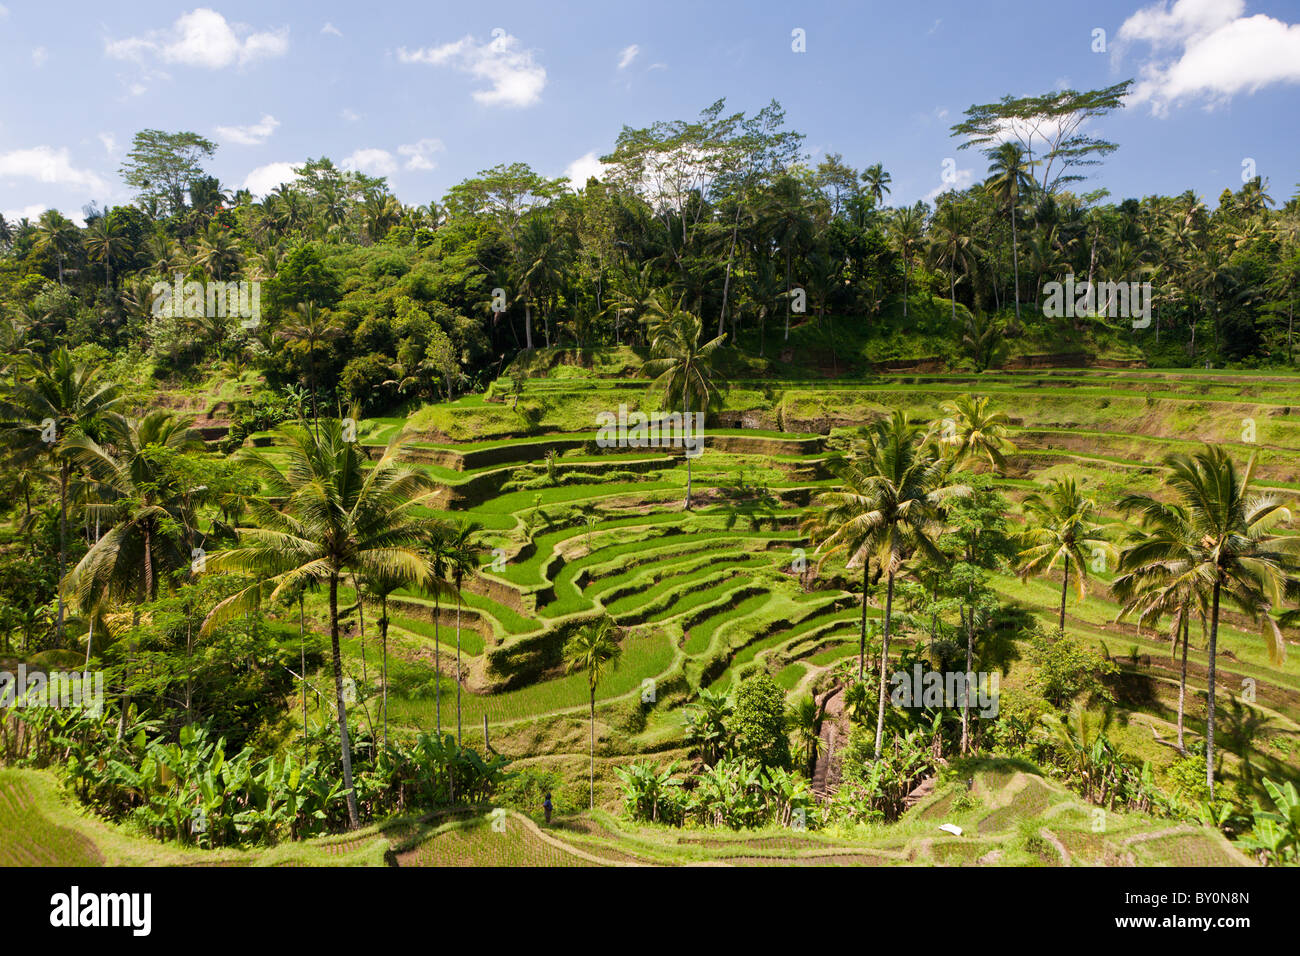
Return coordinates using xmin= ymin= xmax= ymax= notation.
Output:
xmin=1059 ymin=553 xmax=1070 ymax=632
xmin=719 ymin=206 xmax=742 ymax=337
xmin=682 ymin=393 xmax=692 ymax=510
xmin=380 ymin=595 xmax=390 ymax=751
xmin=873 ymin=570 xmax=896 ymax=760
xmin=1010 ymin=202 xmax=1021 ymax=328
xmin=961 ymin=577 xmax=974 ymax=755
xmin=1177 ymin=606 xmax=1190 ymax=754
xmin=949 ymin=262 xmax=957 ymax=323
xmin=1206 ymin=577 xmax=1221 ymax=798
xmin=56 ymin=461 xmax=69 ymax=641
xmin=588 ymin=688 xmax=596 ymax=809
xmin=455 ymin=587 xmax=463 ymax=746
xmin=857 ymin=557 xmax=869 ymax=681
xmin=902 ymin=257 xmax=909 ymax=320
xmin=783 ymin=250 xmax=792 ymax=341
xmin=143 ymin=520 xmax=155 ymax=601
xmin=330 ymin=573 xmax=361 ymax=829
xmin=434 ymin=590 xmax=442 ymax=737
xmin=300 ymin=594 xmax=308 ymax=760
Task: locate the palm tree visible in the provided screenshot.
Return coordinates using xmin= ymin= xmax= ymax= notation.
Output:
xmin=423 ymin=522 xmax=455 ymax=736
xmin=862 ymin=163 xmax=892 ymax=208
xmin=888 ymin=205 xmax=924 ymax=319
xmin=684 ymin=686 xmax=732 ymax=766
xmin=1111 ymin=497 xmax=1206 ymax=754
xmin=34 ymin=210 xmax=81 ymax=287
xmin=1018 ymin=477 xmax=1111 ymax=633
xmin=0 ymin=348 xmax=125 ymax=641
xmin=445 ymin=520 xmax=485 ymax=746
xmin=789 ymin=695 xmax=822 ymax=778
xmin=191 ymin=225 xmax=243 ymax=281
xmin=563 ymin=615 xmax=623 ymax=809
xmin=84 ymin=215 xmax=131 ymax=292
xmin=985 ymin=142 xmax=1035 ymax=327
xmin=642 ymin=306 xmax=726 ymax=509
xmin=815 ymin=411 xmax=966 ymax=758
xmin=277 ymin=302 xmax=340 ymax=430
xmin=61 ymin=411 xmax=208 ymax=608
xmin=1147 ymin=447 xmax=1298 ymax=796
xmin=201 ymin=419 xmax=437 ymax=828
xmin=361 ymin=564 xmax=430 ymax=751
xmin=759 ymin=176 xmax=815 ymax=341
xmin=928 ymin=201 xmax=980 ymax=323
xmin=939 ymin=394 xmax=1016 ymax=473
xmin=805 ymin=462 xmax=881 ymax=684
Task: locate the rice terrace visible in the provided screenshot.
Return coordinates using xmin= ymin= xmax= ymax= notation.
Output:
xmin=1 ymin=2 xmax=1299 ymax=897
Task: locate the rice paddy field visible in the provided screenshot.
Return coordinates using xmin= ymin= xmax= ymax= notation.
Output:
xmin=10 ymin=356 xmax=1300 ymax=867
xmin=284 ymin=358 xmax=1300 ymax=838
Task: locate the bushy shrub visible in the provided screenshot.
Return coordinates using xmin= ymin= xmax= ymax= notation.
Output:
xmin=728 ymin=674 xmax=791 ymax=769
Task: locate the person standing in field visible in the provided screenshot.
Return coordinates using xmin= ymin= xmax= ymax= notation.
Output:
xmin=543 ymin=792 xmax=553 ymax=825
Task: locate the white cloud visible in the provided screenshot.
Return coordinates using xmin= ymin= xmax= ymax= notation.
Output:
xmin=242 ymin=161 xmax=300 ymax=197
xmin=563 ymin=151 xmax=607 ymax=187
xmin=1118 ymin=0 xmax=1300 ymax=114
xmin=648 ymin=62 xmax=668 ymax=72
xmin=216 ymin=113 xmax=280 ymax=145
xmin=342 ymin=148 xmax=397 ymax=176
xmin=923 ymin=167 xmax=974 ymax=202
xmin=398 ymin=31 xmax=546 ymax=108
xmin=322 ymin=22 xmax=342 ymax=37
xmin=106 ymin=8 xmax=288 ymax=70
xmin=617 ymin=44 xmax=639 ymax=69
xmin=0 ymin=5 xmax=9 ymax=18
xmin=98 ymin=132 xmax=117 ymax=155
xmin=397 ymin=138 xmax=444 ymax=171
xmin=0 ymin=146 xmax=107 ymax=193
xmin=31 ymin=46 xmax=48 ymax=67
xmin=2 ymin=204 xmax=49 ymax=223
xmin=340 ymin=107 xmax=362 ymax=122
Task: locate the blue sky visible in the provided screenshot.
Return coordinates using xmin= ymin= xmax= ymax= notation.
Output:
xmin=2 ymin=0 xmax=1299 ymax=223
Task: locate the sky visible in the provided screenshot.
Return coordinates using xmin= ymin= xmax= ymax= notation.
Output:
xmin=2 ymin=0 xmax=1300 ymax=224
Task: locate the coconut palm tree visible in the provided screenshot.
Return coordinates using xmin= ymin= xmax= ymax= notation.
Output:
xmin=1147 ymin=446 xmax=1299 ymax=796
xmin=928 ymin=200 xmax=981 ymax=323
xmin=805 ymin=461 xmax=883 ymax=684
xmin=423 ymin=522 xmax=455 ymax=737
xmin=759 ymin=176 xmax=815 ymax=341
xmin=34 ymin=210 xmax=81 ymax=287
xmin=985 ymin=142 xmax=1035 ymax=327
xmin=444 ymin=520 xmax=485 ymax=746
xmin=61 ymin=411 xmax=208 ymax=608
xmin=1111 ymin=497 xmax=1206 ymax=754
xmin=191 ymin=225 xmax=243 ymax=281
xmin=789 ymin=695 xmax=823 ymax=779
xmin=83 ymin=215 xmax=131 ymax=292
xmin=277 ymin=302 xmax=340 ymax=430
xmin=861 ymin=163 xmax=892 ymax=208
xmin=563 ymin=615 xmax=622 ymax=809
xmin=939 ymin=394 xmax=1017 ymax=474
xmin=0 ymin=347 xmax=125 ymax=642
xmin=815 ymin=411 xmax=967 ymax=758
xmin=888 ymin=204 xmax=924 ymax=319
xmin=642 ymin=307 xmax=726 ymax=509
xmin=360 ymin=563 xmax=438 ymax=751
xmin=200 ymin=418 xmax=437 ymax=828
xmin=1018 ymin=477 xmax=1112 ymax=633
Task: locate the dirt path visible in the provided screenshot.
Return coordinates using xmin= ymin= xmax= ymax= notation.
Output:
xmin=812 ymin=686 xmax=846 ymax=799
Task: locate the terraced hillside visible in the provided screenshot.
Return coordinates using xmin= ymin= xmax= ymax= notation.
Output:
xmin=5 ymin=763 xmax=1248 ymax=867
xmin=275 ymin=359 xmax=1300 ymax=821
